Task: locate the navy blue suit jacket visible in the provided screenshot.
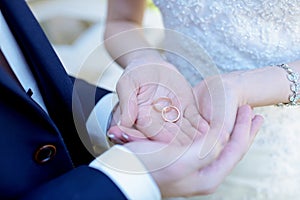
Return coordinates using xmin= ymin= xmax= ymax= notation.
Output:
xmin=0 ymin=0 xmax=126 ymax=199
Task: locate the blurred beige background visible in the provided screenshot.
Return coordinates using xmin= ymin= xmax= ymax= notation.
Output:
xmin=27 ymin=0 xmax=163 ymax=91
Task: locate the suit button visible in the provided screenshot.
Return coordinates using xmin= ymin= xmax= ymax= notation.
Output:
xmin=34 ymin=144 xmax=57 ymax=164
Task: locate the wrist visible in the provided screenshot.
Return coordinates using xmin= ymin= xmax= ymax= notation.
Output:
xmin=222 ymin=71 xmax=248 ymax=106
xmin=127 ymin=49 xmax=165 ymax=66
xmin=225 ymin=66 xmax=292 ymax=107
xmin=195 ymin=74 xmax=244 ymax=109
xmin=126 ymin=50 xmax=180 ymax=72
xmin=126 ymin=58 xmax=180 ymax=76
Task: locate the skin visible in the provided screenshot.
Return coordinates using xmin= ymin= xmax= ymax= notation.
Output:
xmin=123 ymin=105 xmax=264 ymax=198
xmin=105 ymin=0 xmax=210 ymax=143
xmin=103 ymin=0 xmax=299 ymax=197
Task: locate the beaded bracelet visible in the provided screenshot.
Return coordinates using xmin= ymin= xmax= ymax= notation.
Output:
xmin=276 ymin=64 xmax=300 ymax=106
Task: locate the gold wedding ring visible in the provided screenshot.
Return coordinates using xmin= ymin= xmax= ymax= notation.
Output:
xmin=161 ymin=105 xmax=181 ymax=123
xmin=152 ymin=97 xmax=172 ymax=112
xmin=152 ymin=97 xmax=181 ymax=123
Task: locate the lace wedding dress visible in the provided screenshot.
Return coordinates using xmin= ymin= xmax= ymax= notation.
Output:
xmin=153 ymin=0 xmax=300 ymax=199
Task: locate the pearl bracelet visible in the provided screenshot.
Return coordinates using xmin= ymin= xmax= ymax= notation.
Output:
xmin=276 ymin=64 xmax=300 ymax=106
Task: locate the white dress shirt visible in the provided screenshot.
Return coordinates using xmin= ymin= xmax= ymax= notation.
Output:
xmin=0 ymin=10 xmax=160 ymax=200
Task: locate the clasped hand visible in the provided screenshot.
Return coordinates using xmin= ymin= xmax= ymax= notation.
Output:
xmin=107 ymin=61 xmax=263 ymax=198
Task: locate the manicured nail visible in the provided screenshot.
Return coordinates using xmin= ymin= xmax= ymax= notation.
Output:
xmin=107 ymin=133 xmax=115 ymax=139
xmin=107 ymin=133 xmax=124 ymax=144
xmin=122 ymin=133 xmax=129 ymax=141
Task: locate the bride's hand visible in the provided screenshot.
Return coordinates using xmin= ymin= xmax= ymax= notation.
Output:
xmin=108 ymin=60 xmax=209 ymax=145
xmin=193 ymin=73 xmax=249 ymax=149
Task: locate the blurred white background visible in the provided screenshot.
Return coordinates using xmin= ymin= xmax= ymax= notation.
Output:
xmin=27 ymin=0 xmax=163 ymax=91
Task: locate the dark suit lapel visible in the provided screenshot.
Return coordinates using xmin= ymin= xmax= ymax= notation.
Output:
xmin=0 ymin=67 xmax=57 ymax=130
xmin=0 ymin=0 xmax=94 ymax=165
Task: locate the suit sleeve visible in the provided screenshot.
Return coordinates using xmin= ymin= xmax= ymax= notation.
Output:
xmin=22 ymin=145 xmax=161 ymax=200
xmin=89 ymin=145 xmax=161 ymax=200
xmin=21 ymin=165 xmax=127 ymax=200
xmin=69 ymin=76 xmax=111 ymax=120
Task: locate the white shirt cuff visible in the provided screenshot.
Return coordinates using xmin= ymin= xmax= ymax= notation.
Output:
xmin=86 ymin=92 xmax=119 ymax=154
xmin=89 ymin=145 xmax=161 ymax=200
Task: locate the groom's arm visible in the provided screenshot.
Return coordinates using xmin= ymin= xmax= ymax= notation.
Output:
xmin=0 ymin=0 xmax=160 ymax=198
xmin=69 ymin=76 xmax=111 ymax=120
xmin=68 ymin=76 xmax=162 ymax=200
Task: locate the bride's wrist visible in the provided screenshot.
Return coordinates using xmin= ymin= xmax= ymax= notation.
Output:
xmin=127 ymin=49 xmax=165 ymax=66
xmin=226 ymin=66 xmax=292 ymax=107
xmin=127 ymin=54 xmax=180 ymax=73
xmin=221 ymin=73 xmax=247 ymax=106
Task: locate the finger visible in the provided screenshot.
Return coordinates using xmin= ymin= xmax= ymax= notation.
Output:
xmin=154 ymin=109 xmax=262 ymax=197
xmin=191 ymin=105 xmax=253 ymax=170
xmin=136 ymin=108 xmax=201 ymax=144
xmin=154 ymin=123 xmax=183 ymax=144
xmin=107 ymin=125 xmax=149 ymax=143
xmin=135 ymin=105 xmax=172 ymax=141
xmin=175 ymin=117 xmax=203 ymax=146
xmin=249 ymin=114 xmax=264 ymax=139
xmin=197 ymin=105 xmax=263 ymax=191
xmin=196 ymin=126 xmax=226 ymax=160
xmin=156 ymin=119 xmax=203 ymax=146
xmin=196 ymin=103 xmax=238 ymax=159
xmin=116 ymin=74 xmax=139 ymax=128
xmin=183 ymin=103 xmax=210 ymax=134
xmin=137 ymin=118 xmax=182 ymax=144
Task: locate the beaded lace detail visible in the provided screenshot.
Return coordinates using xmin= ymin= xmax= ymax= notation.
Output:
xmin=154 ymin=0 xmax=300 ymax=82
xmin=153 ymin=1 xmax=300 ymax=200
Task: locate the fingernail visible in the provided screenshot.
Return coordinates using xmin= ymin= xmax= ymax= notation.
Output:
xmin=107 ymin=133 xmax=115 ymax=139
xmin=107 ymin=133 xmax=124 ymax=144
xmin=122 ymin=133 xmax=129 ymax=141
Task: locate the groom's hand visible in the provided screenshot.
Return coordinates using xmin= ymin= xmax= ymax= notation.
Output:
xmin=122 ymin=105 xmax=263 ymax=198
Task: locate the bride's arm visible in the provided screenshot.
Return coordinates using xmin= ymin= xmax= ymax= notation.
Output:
xmin=104 ymin=0 xmax=165 ymax=66
xmin=104 ymin=0 xmax=210 ymax=143
xmin=223 ymin=60 xmax=300 ymax=107
xmin=193 ymin=60 xmax=300 ymax=140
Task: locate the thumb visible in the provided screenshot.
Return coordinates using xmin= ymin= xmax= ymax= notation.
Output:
xmin=116 ymin=74 xmax=139 ymax=128
xmin=108 ymin=125 xmax=149 ymax=142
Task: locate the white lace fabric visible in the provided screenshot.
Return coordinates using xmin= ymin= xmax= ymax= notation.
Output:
xmin=153 ymin=0 xmax=300 ymax=199
xmin=154 ymin=0 xmax=300 ymax=74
